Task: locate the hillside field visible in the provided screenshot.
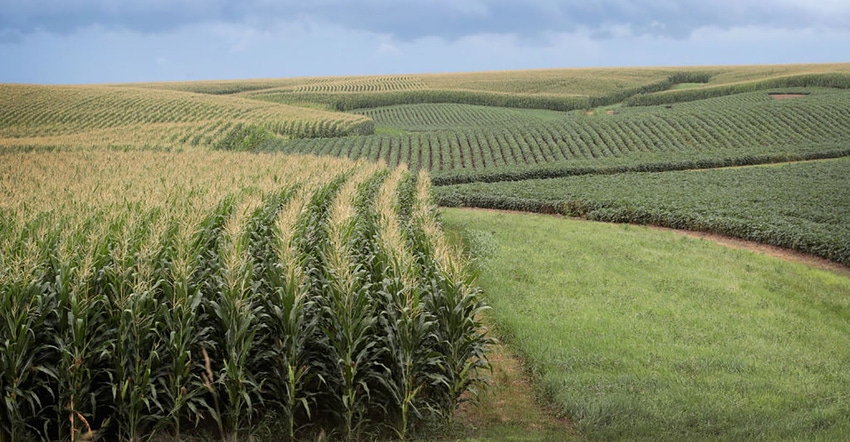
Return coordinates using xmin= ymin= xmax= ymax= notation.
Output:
xmin=2 ymin=62 xmax=850 ymax=441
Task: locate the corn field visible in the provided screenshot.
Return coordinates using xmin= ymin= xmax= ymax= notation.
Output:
xmin=0 ymin=150 xmax=490 ymax=441
xmin=0 ymin=85 xmax=374 ymax=151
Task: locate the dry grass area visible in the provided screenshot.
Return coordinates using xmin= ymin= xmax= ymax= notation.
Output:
xmin=454 ymin=335 xmax=577 ymax=440
xmin=768 ymin=93 xmax=808 ymax=100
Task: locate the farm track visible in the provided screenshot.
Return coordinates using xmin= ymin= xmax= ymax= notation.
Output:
xmin=453 ymin=207 xmax=850 ymax=277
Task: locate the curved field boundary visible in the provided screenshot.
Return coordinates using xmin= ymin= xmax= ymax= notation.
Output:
xmin=247 ymin=88 xmax=593 ymax=112
xmin=626 ymin=73 xmax=850 ymax=106
xmin=434 ymin=157 xmax=850 ymax=266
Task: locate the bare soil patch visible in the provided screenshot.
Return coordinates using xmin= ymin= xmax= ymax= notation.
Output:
xmin=649 ymin=226 xmax=850 ymax=276
xmin=769 ymin=93 xmax=808 ymax=100
xmin=455 ymin=337 xmax=574 ymax=434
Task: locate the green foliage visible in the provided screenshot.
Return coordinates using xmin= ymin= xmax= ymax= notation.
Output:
xmin=216 ymin=123 xmax=276 ymax=151
xmin=436 ymin=158 xmax=850 ymax=266
xmin=441 ymin=208 xmax=850 ymax=441
xmin=269 ymin=88 xmax=850 ymax=181
xmin=625 ymin=73 xmax=850 ymax=106
xmin=250 ymin=89 xmax=593 ymax=113
xmin=1 ymin=280 xmax=55 ymax=442
xmin=0 ymin=156 xmax=490 ymax=441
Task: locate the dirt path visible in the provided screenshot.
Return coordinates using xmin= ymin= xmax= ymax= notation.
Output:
xmin=449 ymin=206 xmax=850 ymax=277
xmin=769 ymin=93 xmax=808 ymax=100
xmin=455 ymin=338 xmax=576 ymax=438
xmin=649 ymin=226 xmax=850 ymax=277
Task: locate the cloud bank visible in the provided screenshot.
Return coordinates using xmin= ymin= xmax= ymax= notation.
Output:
xmin=1 ymin=0 xmax=848 ymax=83
xmin=3 ymin=0 xmax=849 ymax=40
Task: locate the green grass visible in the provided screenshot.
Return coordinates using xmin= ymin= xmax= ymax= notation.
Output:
xmin=440 ymin=208 xmax=850 ymax=441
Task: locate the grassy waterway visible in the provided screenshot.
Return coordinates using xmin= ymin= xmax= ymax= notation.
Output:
xmin=442 ymin=208 xmax=850 ymax=441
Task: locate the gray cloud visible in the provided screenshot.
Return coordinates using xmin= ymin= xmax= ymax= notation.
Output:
xmin=1 ymin=0 xmax=848 ymax=42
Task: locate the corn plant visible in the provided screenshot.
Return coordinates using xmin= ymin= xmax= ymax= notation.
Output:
xmin=152 ymin=217 xmax=215 ymax=439
xmin=260 ymin=263 xmax=317 ymax=441
xmin=377 ymin=277 xmax=443 ymax=440
xmin=208 ymin=198 xmax=268 ymax=442
xmin=245 ymin=189 xmax=320 ymax=441
xmin=155 ymin=275 xmax=210 ymax=438
xmin=101 ymin=210 xmax=168 ymax=441
xmin=1 ymin=278 xmax=56 ymax=442
xmin=315 ymin=171 xmax=387 ymax=441
xmin=108 ymin=289 xmax=165 ymax=441
xmin=208 ymin=267 xmax=264 ymax=441
xmin=1 ymin=151 xmax=492 ymax=441
xmin=155 ymin=193 xmax=249 ymax=439
xmin=1 ymin=214 xmax=60 ymax=442
xmin=292 ymin=174 xmax=348 ymax=297
xmin=409 ymin=173 xmax=493 ymax=425
xmin=49 ymin=253 xmax=111 ymax=442
xmin=318 ymin=255 xmax=382 ymax=441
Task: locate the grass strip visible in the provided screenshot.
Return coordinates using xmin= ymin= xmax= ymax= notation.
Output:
xmin=441 ymin=208 xmax=850 ymax=441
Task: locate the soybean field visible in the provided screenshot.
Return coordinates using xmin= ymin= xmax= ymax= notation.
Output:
xmin=269 ymin=88 xmax=850 ymax=184
xmin=437 ymin=158 xmax=850 ymax=265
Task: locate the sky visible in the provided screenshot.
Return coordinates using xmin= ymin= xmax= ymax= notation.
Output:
xmin=1 ymin=0 xmax=849 ymax=84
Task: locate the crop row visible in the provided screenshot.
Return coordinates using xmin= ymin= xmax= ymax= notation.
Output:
xmin=271 ymin=89 xmax=850 ymax=180
xmin=293 ymin=75 xmax=427 ymax=93
xmin=354 ymin=103 xmax=573 ymax=131
xmin=0 ymin=151 xmax=489 ymax=441
xmin=245 ymin=68 xmax=850 ymax=114
xmin=0 ymin=85 xmax=374 ymax=149
xmin=247 ymin=88 xmax=593 ymax=112
xmin=135 ymin=64 xmax=850 ymax=102
xmin=625 ymin=73 xmax=850 ymax=106
xmin=244 ymin=71 xmax=706 ymax=113
xmin=435 ymin=158 xmax=850 ymax=266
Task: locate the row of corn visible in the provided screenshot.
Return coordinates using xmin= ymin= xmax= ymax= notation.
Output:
xmin=0 ymin=151 xmax=490 ymax=441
